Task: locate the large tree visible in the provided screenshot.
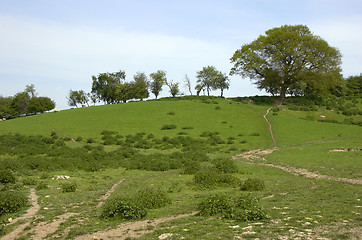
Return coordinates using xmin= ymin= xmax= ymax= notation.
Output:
xmin=28 ymin=97 xmax=55 ymax=114
xmin=230 ymin=25 xmax=342 ymax=99
xmin=196 ymin=66 xmax=219 ymax=96
xmin=149 ymin=70 xmax=166 ymax=99
xmin=92 ymin=70 xmax=126 ymax=104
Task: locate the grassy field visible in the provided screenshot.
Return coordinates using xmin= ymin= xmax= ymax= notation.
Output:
xmin=0 ymin=96 xmax=361 ymax=239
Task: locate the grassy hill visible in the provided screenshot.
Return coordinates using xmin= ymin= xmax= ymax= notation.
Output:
xmin=0 ymin=96 xmax=361 ymax=239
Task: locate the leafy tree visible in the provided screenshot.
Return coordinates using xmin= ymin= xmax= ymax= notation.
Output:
xmin=115 ymin=83 xmax=133 ymax=103
xmin=196 ymin=66 xmax=219 ymax=96
xmin=184 ymin=74 xmax=193 ymax=95
xmin=195 ymin=83 xmax=205 ymax=96
xmin=149 ymin=70 xmax=166 ymax=99
xmin=67 ymin=90 xmax=79 ymax=108
xmin=345 ymin=74 xmax=362 ymax=96
xmin=92 ymin=70 xmax=126 ymax=104
xmin=0 ymin=96 xmax=14 ymax=119
xmin=11 ymin=92 xmax=30 ymax=117
xmin=67 ymin=90 xmax=89 ymax=107
xmin=25 ymin=84 xmax=37 ymax=98
xmin=230 ymin=25 xmax=342 ymax=99
xmin=133 ymin=72 xmax=149 ymax=100
xmin=88 ymin=92 xmax=98 ymax=106
xmin=28 ymin=97 xmax=55 ymax=114
xmin=214 ymin=73 xmax=230 ymax=97
xmin=169 ymin=82 xmax=180 ymax=97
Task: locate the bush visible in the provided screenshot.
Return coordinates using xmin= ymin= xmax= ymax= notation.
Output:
xmin=62 ymin=182 xmax=77 ymax=193
xmin=167 ymin=111 xmax=175 ymax=115
xmin=22 ymin=178 xmax=37 ymax=186
xmin=161 ymin=124 xmax=177 ymax=130
xmin=193 ymin=168 xmax=240 ymax=188
xmin=241 ymin=178 xmax=265 ymax=191
xmin=86 ymin=138 xmax=96 ymax=143
xmin=197 ymin=193 xmax=268 ymax=221
xmin=0 ymin=169 xmax=16 ymax=184
xmin=36 ymin=181 xmax=48 ymax=190
xmin=215 ymin=106 xmax=221 ymax=110
xmin=135 ymin=186 xmax=171 ymax=209
xmin=101 ymin=197 xmax=147 ymax=220
xmin=249 ymin=132 xmax=260 ymax=136
xmin=0 ymin=190 xmax=28 ymax=215
xmin=197 ymin=194 xmax=233 ymax=218
xmin=213 ymin=158 xmax=238 ymax=173
xmin=182 ymin=126 xmax=194 ymax=130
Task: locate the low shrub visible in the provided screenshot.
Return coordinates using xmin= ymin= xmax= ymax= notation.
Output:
xmin=22 ymin=178 xmax=37 ymax=186
xmin=197 ymin=193 xmax=268 ymax=221
xmin=134 ymin=186 xmax=171 ymax=209
xmin=197 ymin=194 xmax=233 ymax=218
xmin=36 ymin=181 xmax=48 ymax=190
xmin=62 ymin=182 xmax=77 ymax=193
xmin=182 ymin=126 xmax=194 ymax=130
xmin=161 ymin=124 xmax=177 ymax=130
xmin=167 ymin=111 xmax=175 ymax=115
xmin=213 ymin=158 xmax=238 ymax=173
xmin=76 ymin=136 xmax=83 ymax=142
xmin=215 ymin=106 xmax=221 ymax=110
xmin=0 ymin=190 xmax=28 ymax=215
xmin=249 ymin=132 xmax=260 ymax=136
xmin=193 ymin=168 xmax=240 ymax=188
xmin=86 ymin=138 xmax=96 ymax=143
xmin=101 ymin=197 xmax=147 ymax=220
xmin=0 ymin=169 xmax=16 ymax=184
xmin=241 ymin=178 xmax=265 ymax=191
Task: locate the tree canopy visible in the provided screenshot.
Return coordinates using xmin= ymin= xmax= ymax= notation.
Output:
xmin=230 ymin=25 xmax=342 ymax=99
xmin=196 ymin=66 xmax=229 ymax=97
xmin=149 ymin=70 xmax=167 ymax=99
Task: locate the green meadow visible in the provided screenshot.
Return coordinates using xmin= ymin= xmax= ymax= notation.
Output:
xmin=0 ymin=96 xmax=361 ymax=239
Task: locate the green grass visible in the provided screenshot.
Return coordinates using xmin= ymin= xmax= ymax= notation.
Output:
xmin=0 ymin=96 xmax=361 ymax=239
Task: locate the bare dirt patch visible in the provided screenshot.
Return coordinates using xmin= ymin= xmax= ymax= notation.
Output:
xmin=75 ymin=212 xmax=198 ymax=240
xmin=329 ymin=148 xmax=361 ymax=152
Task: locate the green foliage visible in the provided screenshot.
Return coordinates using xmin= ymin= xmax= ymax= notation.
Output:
xmin=101 ymin=197 xmax=147 ymax=220
xmin=62 ymin=182 xmax=77 ymax=193
xmin=212 ymin=158 xmax=238 ymax=173
xmin=0 ymin=190 xmax=28 ymax=215
xmin=36 ymin=181 xmax=48 ymax=190
xmin=198 ymin=193 xmax=268 ymax=221
xmin=167 ymin=111 xmax=175 ymax=115
xmin=160 ymin=124 xmax=177 ymax=130
xmin=241 ymin=178 xmax=265 ymax=191
xmin=149 ymin=70 xmax=166 ymax=99
xmin=197 ymin=194 xmax=233 ymax=218
xmin=134 ymin=186 xmax=171 ymax=209
xmin=0 ymin=170 xmax=16 ymax=184
xmin=193 ymin=167 xmax=240 ymax=188
xmin=230 ymin=24 xmax=342 ymax=98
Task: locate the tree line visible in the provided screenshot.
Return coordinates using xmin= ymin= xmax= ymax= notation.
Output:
xmin=0 ymin=84 xmax=55 ymax=119
xmin=68 ymin=67 xmax=230 ymax=107
xmin=69 ymin=24 xmax=361 ymax=108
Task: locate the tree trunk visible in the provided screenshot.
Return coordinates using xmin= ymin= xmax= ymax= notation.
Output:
xmin=280 ymin=86 xmax=287 ymax=101
xmin=220 ymin=88 xmax=224 ymax=97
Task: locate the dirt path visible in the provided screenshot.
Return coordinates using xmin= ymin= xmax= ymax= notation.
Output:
xmin=233 ymin=149 xmax=362 ymax=185
xmin=25 ymin=212 xmax=79 ymax=240
xmin=0 ymin=188 xmax=40 ymax=240
xmin=75 ymin=212 xmax=198 ymax=240
xmin=97 ymin=179 xmax=124 ymax=208
xmin=264 ymin=107 xmax=277 ymax=147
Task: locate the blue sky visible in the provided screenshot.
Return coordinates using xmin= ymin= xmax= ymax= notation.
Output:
xmin=1 ymin=0 xmax=361 ymax=109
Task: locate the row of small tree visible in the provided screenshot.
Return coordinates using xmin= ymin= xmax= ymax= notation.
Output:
xmin=68 ymin=67 xmax=230 ymax=107
xmin=0 ymin=84 xmax=55 ymax=119
xmin=68 ymin=24 xmax=361 ymax=107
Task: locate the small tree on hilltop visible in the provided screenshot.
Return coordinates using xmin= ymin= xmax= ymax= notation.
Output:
xmin=133 ymin=72 xmax=149 ymax=100
xmin=149 ymin=70 xmax=166 ymax=99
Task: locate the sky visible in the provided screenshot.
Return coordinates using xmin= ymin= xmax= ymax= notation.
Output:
xmin=1 ymin=0 xmax=361 ymax=110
